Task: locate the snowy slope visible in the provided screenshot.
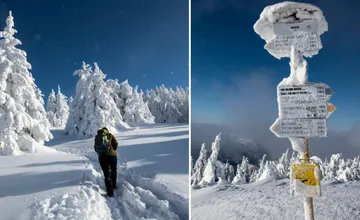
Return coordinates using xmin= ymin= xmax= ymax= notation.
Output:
xmin=0 ymin=152 xmax=92 ymax=220
xmin=192 ymin=180 xmax=360 ymax=220
xmin=0 ymin=124 xmax=189 ymax=220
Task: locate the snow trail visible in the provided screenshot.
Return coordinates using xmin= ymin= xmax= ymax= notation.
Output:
xmin=33 ymin=124 xmax=188 ymax=220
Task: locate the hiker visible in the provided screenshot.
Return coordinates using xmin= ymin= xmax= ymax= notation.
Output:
xmin=94 ymin=127 xmax=119 ymax=197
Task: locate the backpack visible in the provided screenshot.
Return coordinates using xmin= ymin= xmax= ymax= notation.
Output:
xmin=94 ymin=129 xmax=111 ymax=153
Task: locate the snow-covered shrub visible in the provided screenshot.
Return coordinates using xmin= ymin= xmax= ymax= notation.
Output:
xmin=0 ymin=11 xmax=52 ymax=155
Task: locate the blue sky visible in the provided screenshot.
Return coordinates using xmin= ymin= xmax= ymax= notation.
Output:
xmin=0 ymin=0 xmax=188 ymax=99
xmin=192 ymin=0 xmax=360 ymax=131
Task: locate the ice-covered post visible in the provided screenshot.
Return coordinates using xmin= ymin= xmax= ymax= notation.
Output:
xmin=254 ymin=2 xmax=335 ymax=220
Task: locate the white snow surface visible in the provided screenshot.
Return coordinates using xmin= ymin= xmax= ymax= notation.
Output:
xmin=0 ymin=124 xmax=189 ymax=220
xmin=254 ymin=1 xmax=328 ymax=42
xmin=192 ymin=180 xmax=360 ymax=220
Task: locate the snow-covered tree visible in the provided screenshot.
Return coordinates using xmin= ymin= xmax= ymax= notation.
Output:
xmin=249 ymin=167 xmax=258 ymax=183
xmin=257 ymin=161 xmax=279 ymax=181
xmin=215 ymin=160 xmax=226 ymax=182
xmin=192 ymin=143 xmax=208 ymax=186
xmin=55 ymin=85 xmax=69 ymax=126
xmin=200 ymin=133 xmax=221 ymax=185
xmin=326 ymin=154 xmax=341 ymax=180
xmin=174 ymin=86 xmax=189 ymax=123
xmin=46 ymin=85 xmax=69 ymax=127
xmin=255 ymin=154 xmax=267 ymax=180
xmin=0 ymin=11 xmax=52 ymax=155
xmin=144 ymin=85 xmax=189 ymax=123
xmin=232 ymin=164 xmax=246 ymax=184
xmin=337 ymin=166 xmax=352 ymax=182
xmin=106 ymin=79 xmax=154 ymax=126
xmin=350 ymin=156 xmax=360 ymax=180
xmin=241 ymin=156 xmax=250 ymax=182
xmin=224 ymin=160 xmax=235 ymax=183
xmin=46 ymin=89 xmax=56 ymax=116
xmin=232 ymin=156 xmax=250 ymax=184
xmin=277 ymin=149 xmax=290 ymax=178
xmin=123 ymin=86 xmax=154 ymax=126
xmin=65 ymin=62 xmax=91 ymax=136
xmin=65 ymin=62 xmax=129 ymax=137
xmin=337 ymin=158 xmax=347 ymax=179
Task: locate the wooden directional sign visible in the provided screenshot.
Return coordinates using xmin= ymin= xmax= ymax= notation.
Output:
xmin=291 ymin=163 xmax=321 ymax=197
xmin=265 ymin=19 xmax=320 ymax=58
xmin=279 ymin=118 xmax=327 ymax=137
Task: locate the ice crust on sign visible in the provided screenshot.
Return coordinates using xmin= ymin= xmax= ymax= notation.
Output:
xmin=291 ymin=179 xmax=320 ymax=197
xmin=253 ymin=1 xmax=328 ymax=59
xmin=288 ymin=137 xmax=306 ymax=152
xmin=254 ymin=1 xmax=328 ymax=42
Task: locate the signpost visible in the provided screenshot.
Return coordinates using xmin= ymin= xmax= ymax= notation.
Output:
xmin=254 ymin=2 xmax=333 ymax=220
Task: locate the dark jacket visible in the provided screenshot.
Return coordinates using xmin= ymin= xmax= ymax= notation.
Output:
xmin=95 ymin=129 xmax=119 ymax=157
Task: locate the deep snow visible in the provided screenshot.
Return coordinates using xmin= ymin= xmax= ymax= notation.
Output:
xmin=0 ymin=124 xmax=189 ymax=220
xmin=191 ymin=179 xmax=360 ymax=220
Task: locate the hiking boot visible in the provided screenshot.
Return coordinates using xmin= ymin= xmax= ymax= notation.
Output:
xmin=107 ymin=194 xmax=115 ymax=198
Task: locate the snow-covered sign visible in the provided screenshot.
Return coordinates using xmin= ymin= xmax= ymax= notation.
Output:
xmin=265 ymin=20 xmax=319 ymax=58
xmin=280 ymin=102 xmax=327 ymax=119
xmin=253 ymin=1 xmax=328 ymax=59
xmin=278 ymin=119 xmax=327 ymax=138
xmin=278 ymin=83 xmax=333 ymax=104
xmin=273 ymin=19 xmax=318 ymax=36
xmin=273 ymin=83 xmax=335 ymax=137
xmin=291 ymin=163 xmax=321 ymax=197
